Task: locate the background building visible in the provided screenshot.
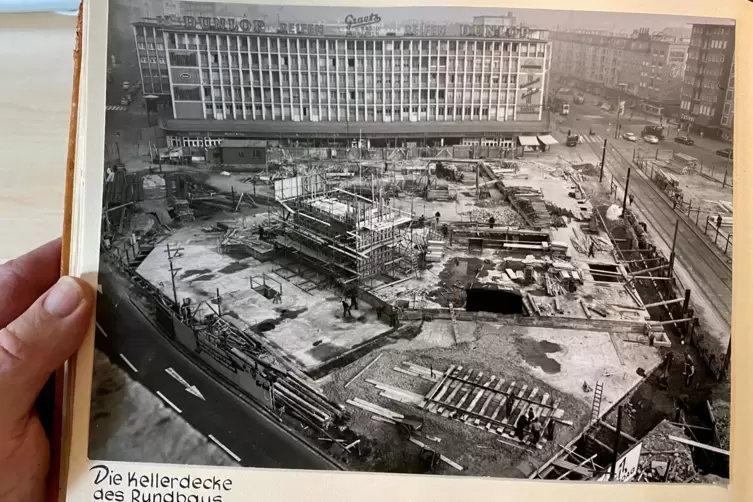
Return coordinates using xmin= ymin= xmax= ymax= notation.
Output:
xmin=132 ymin=14 xmax=552 ymax=148
xmin=549 ymin=28 xmax=688 ymax=117
xmin=679 ymin=23 xmax=735 ymax=139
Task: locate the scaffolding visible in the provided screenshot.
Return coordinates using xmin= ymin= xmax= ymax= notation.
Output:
xmin=271 ymin=173 xmax=417 ymax=289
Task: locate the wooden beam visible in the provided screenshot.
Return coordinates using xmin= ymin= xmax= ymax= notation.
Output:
xmin=598 ymin=420 xmax=637 ymax=443
xmin=650 ymin=317 xmax=694 ymax=326
xmin=588 ymin=434 xmax=614 ymax=454
xmin=552 ymin=458 xmax=593 ymax=478
xmin=668 ymin=435 xmax=729 ymax=456
xmin=344 ymin=353 xmax=383 ymax=388
xmin=556 ymin=454 xmax=597 ymax=480
xmin=643 ymin=297 xmax=684 ymax=309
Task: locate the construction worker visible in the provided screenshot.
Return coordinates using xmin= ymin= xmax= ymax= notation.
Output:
xmin=664 ymin=351 xmax=675 ymax=372
xmin=516 ymin=413 xmax=529 ymax=440
xmin=683 ymin=354 xmax=695 ymax=387
xmin=488 ymin=216 xmax=496 ymax=229
xmin=342 ymin=299 xmax=352 ymax=319
xmin=588 ymin=241 xmax=596 ymax=258
xmin=526 ymin=408 xmax=536 ymax=425
xmin=435 ymin=211 xmax=441 ymax=226
xmin=545 ymin=418 xmax=556 ymax=441
xmin=350 ymin=293 xmax=359 ymax=310
xmin=418 ymin=214 xmax=425 ymax=227
xmin=258 ymin=226 xmax=265 ymax=240
xmin=530 ymin=417 xmax=543 ymax=444
xmin=629 ymin=194 xmax=635 ymax=206
xmin=441 ymin=223 xmax=449 ymax=238
xmin=505 ymin=396 xmax=515 ymax=417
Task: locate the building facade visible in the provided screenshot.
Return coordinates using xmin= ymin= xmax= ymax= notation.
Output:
xmin=550 ymin=29 xmax=688 ymax=116
xmin=720 ymin=61 xmax=734 ymax=141
xmin=133 ymin=14 xmax=551 ymax=148
xmin=679 ymin=23 xmax=735 ymax=138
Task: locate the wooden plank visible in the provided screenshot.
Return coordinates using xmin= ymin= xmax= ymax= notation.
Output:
xmin=609 ymin=333 xmax=626 ymax=366
xmin=464 ymin=376 xmax=495 ymax=421
xmin=423 ymin=365 xmax=457 ymax=411
xmin=344 ymin=353 xmax=383 ymax=388
xmin=476 ymin=378 xmax=505 ymax=425
xmin=552 ymin=458 xmax=593 ymax=478
xmin=371 ymin=415 xmax=396 ymax=425
xmin=668 ymin=435 xmax=729 ymax=456
xmin=439 ymin=368 xmax=473 ymax=414
xmin=454 ymin=371 xmax=484 ymax=416
xmin=393 ymin=366 xmax=422 ymax=378
xmin=380 ymin=390 xmax=422 ymax=406
xmin=579 ymin=299 xmax=592 ymax=319
xmin=349 ymin=398 xmax=404 ymax=419
xmin=408 ymin=437 xmax=464 ymax=471
xmin=487 ymin=381 xmax=516 ymax=427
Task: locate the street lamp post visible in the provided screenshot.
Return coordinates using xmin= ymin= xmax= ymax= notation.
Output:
xmin=114 ymin=132 xmax=122 ymax=165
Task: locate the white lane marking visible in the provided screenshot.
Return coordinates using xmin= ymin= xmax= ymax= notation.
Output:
xmin=95 ymin=322 xmax=108 ymax=337
xmin=119 ymin=353 xmax=138 ymax=373
xmin=156 ymin=391 xmax=183 ymax=414
xmin=186 ymin=385 xmax=206 ymax=401
xmin=166 ymin=367 xmax=190 ymax=387
xmin=208 ymin=434 xmax=242 ymax=462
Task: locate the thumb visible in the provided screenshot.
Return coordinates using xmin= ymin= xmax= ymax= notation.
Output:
xmin=0 ymin=276 xmax=94 ymax=436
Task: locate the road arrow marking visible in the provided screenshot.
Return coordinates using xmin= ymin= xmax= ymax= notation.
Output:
xmin=165 ymin=367 xmax=190 ymax=387
xmin=208 ymin=434 xmax=241 ymax=462
xmin=186 ymin=385 xmax=206 ymax=401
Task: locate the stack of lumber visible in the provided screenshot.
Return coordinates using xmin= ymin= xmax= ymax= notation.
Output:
xmin=272 ymin=374 xmax=343 ymax=429
xmin=544 ymin=273 xmax=566 ymax=296
xmin=571 ymin=226 xmax=613 ymax=254
xmin=507 ymin=187 xmax=553 ymax=229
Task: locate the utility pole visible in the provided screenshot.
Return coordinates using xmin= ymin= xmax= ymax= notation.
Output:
xmin=610 ymin=405 xmax=623 ymax=481
xmin=599 ymin=139 xmax=607 ymax=182
xmin=165 ymin=243 xmax=183 ymax=307
xmin=622 ymin=167 xmax=631 ymax=211
xmin=668 ymin=219 xmax=680 ymax=278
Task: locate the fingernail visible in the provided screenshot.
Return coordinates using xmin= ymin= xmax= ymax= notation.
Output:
xmin=43 ymin=277 xmax=84 ymax=317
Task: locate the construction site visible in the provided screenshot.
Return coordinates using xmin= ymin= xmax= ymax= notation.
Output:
xmin=98 ymin=139 xmax=730 ymax=482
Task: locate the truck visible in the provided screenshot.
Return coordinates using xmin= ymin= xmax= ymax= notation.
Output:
xmin=641 ymin=125 xmax=665 ymax=140
xmin=566 ymin=135 xmax=579 ymax=147
xmin=560 ymin=103 xmax=570 ymax=116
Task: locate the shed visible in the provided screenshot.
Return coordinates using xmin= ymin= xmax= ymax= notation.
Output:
xmin=210 ymin=139 xmax=267 ymax=168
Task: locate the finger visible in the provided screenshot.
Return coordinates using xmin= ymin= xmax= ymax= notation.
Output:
xmin=0 ymin=238 xmax=62 ymax=328
xmin=0 ymin=276 xmax=93 ymax=435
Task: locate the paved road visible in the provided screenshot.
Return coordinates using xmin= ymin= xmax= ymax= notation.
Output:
xmin=558 ymin=113 xmax=732 ymax=340
xmin=94 ymin=261 xmax=338 ymax=470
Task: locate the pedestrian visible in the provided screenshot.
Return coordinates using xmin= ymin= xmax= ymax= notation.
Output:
xmin=716 ymin=214 xmax=723 ymax=230
xmin=588 ymin=241 xmax=595 ymax=258
xmin=530 ymin=417 xmax=543 ymax=444
xmin=435 ymin=211 xmax=441 ymax=226
xmin=526 ymin=408 xmax=536 ymax=424
xmin=505 ymin=396 xmax=515 ymax=417
xmin=516 ymin=414 xmax=529 ymax=440
xmin=488 ymin=216 xmax=495 ymax=229
xmin=629 ymin=194 xmax=634 ymax=206
xmin=545 ymin=418 xmax=556 ymax=441
xmin=683 ymin=354 xmax=695 ymax=387
xmin=342 ymin=299 xmax=352 ymax=319
xmin=567 ymin=129 xmax=571 ymax=136
xmin=350 ymin=293 xmax=358 ymax=310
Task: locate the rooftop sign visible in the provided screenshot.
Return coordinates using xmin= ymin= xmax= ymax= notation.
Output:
xmin=459 ymin=24 xmax=531 ymax=38
xmin=344 ymin=13 xmax=381 ymax=29
xmin=154 ymin=15 xmax=324 ymax=36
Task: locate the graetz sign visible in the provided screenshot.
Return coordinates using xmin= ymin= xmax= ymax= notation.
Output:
xmin=459 ymin=24 xmax=531 ymax=38
xmin=344 ymin=13 xmax=381 ymax=29
xmin=155 ymin=15 xmax=324 ymax=36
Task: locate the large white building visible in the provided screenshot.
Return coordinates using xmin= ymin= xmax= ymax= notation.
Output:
xmin=133 ymin=14 xmax=552 ymax=147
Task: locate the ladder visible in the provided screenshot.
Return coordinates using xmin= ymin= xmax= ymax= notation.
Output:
xmin=448 ymin=302 xmax=458 ymax=343
xmin=590 ymin=381 xmax=604 ymax=423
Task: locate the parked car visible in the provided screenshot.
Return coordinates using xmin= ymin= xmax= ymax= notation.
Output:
xmin=643 ymin=135 xmax=659 ymax=144
xmin=674 ymin=136 xmax=694 ymax=145
xmin=566 ymin=135 xmax=579 ymax=147
xmin=716 ymin=148 xmax=733 ymax=159
xmin=622 ymin=132 xmax=637 ymax=142
xmin=121 ymin=81 xmax=130 ymax=90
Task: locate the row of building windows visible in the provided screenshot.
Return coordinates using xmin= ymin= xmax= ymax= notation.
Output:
xmin=681 ymin=100 xmax=716 ymax=117
xmin=198 ymin=103 xmax=529 ymax=122
xmin=156 ymin=33 xmax=547 ymax=56
xmin=192 ymin=69 xmax=525 ymax=88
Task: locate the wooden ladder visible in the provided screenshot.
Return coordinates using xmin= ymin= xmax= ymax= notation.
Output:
xmin=590 ymin=381 xmax=604 ymax=423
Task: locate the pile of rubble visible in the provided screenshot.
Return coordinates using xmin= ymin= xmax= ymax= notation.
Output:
xmin=466 ymin=204 xmax=525 ymax=227
xmin=633 ymin=420 xmax=696 ymax=483
xmin=710 ymin=400 xmax=730 ymax=451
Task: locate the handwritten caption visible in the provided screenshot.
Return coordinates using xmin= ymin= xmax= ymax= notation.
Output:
xmin=90 ymin=464 xmax=233 ymax=502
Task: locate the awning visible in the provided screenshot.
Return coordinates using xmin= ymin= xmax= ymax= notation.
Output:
xmin=537 ymin=134 xmax=558 ymax=146
xmin=517 ymin=135 xmax=539 ymax=146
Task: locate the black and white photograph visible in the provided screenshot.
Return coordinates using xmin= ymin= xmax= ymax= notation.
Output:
xmin=91 ymin=0 xmax=733 ymax=483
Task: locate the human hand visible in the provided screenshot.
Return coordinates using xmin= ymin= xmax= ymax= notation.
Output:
xmin=0 ymin=239 xmax=94 ymax=502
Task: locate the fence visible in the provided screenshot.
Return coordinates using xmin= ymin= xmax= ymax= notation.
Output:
xmin=265 ymin=144 xmax=518 ymax=165
xmin=702 ymin=216 xmax=733 ymax=257
xmin=633 ymin=149 xmax=732 ymax=188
